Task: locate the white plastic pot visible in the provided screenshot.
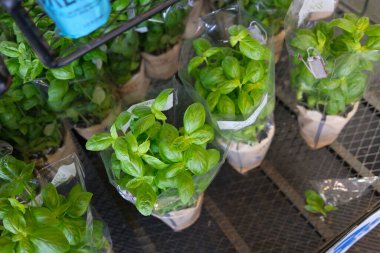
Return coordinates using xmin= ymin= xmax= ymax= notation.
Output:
xmin=219 ymin=126 xmax=275 ymax=174
xmin=297 ymin=102 xmax=359 ymax=149
xmin=153 ymin=194 xmax=204 ymax=232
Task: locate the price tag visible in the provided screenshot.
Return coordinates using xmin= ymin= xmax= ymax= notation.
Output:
xmin=51 ymin=163 xmax=77 ymax=187
xmin=298 ymin=0 xmax=335 ymax=25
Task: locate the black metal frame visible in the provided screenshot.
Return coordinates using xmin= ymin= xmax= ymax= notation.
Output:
xmin=0 ymin=0 xmax=180 ymax=68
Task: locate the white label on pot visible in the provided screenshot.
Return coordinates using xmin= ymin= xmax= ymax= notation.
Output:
xmin=217 ymin=93 xmax=268 ymax=131
xmin=51 ymin=163 xmax=77 ymax=187
xmin=298 ymin=0 xmax=335 ymax=25
xmin=122 ymin=93 xmax=174 ymax=133
xmin=326 ymin=208 xmax=380 ymax=253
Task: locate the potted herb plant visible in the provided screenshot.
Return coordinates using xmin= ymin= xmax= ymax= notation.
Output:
xmin=86 ymin=88 xmax=225 ymax=231
xmin=181 ymin=24 xmax=275 ymax=174
xmin=0 ymin=11 xmax=119 ymax=141
xmin=210 ymin=0 xmax=292 ymax=63
xmin=0 ymin=80 xmax=75 ymax=167
xmin=287 ymin=13 xmax=380 ymax=149
xmin=140 ymin=3 xmax=191 ymax=80
xmin=0 ymin=154 xmax=112 ymax=252
xmin=105 ymin=30 xmax=150 ymax=105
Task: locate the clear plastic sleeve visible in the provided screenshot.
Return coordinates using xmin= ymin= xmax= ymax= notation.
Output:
xmin=311 ymin=177 xmax=379 ymax=207
xmin=178 ymin=6 xmax=276 ymax=172
xmin=285 ymin=0 xmax=380 ymax=149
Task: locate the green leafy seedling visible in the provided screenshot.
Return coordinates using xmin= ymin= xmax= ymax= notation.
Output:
xmin=304 ymin=190 xmax=337 ymax=217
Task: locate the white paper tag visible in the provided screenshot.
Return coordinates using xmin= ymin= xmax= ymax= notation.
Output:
xmin=134 ymin=26 xmax=148 ymax=33
xmin=122 ymin=93 xmax=174 ymax=133
xmin=326 ymin=209 xmax=380 ymax=253
xmin=51 ymin=163 xmax=77 ymax=187
xmin=217 ymin=94 xmax=268 ymax=130
xmin=298 ymin=0 xmax=335 ymax=25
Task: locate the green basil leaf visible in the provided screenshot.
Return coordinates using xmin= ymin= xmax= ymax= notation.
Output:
xmin=207 ymin=91 xmax=220 ymax=112
xmin=164 ymin=162 xmax=185 ymax=178
xmin=365 ymin=37 xmax=380 ymax=50
xmin=160 ymin=123 xmax=179 ymax=143
xmin=111 ymin=154 xmax=122 ymax=179
xmin=195 ymin=80 xmax=208 ymax=98
xmin=125 ymin=132 xmax=138 ymax=153
xmin=152 ymin=88 xmax=173 ymax=112
xmin=291 ymin=32 xmax=317 ymax=51
xmin=17 ymin=239 xmax=35 ymax=253
xmin=112 ymin=0 xmax=130 ymax=11
xmin=222 ymin=56 xmax=240 ymax=80
xmin=228 ymin=25 xmax=250 ymax=47
xmin=136 ymin=183 xmax=156 ymax=216
xmin=217 ymin=95 xmax=235 ymax=116
xmin=184 ymin=145 xmax=209 ymax=175
xmin=238 ymin=90 xmax=255 ymax=116
xmin=188 ymin=56 xmax=204 ymax=75
xmin=42 ymin=183 xmax=60 ymax=210
xmin=113 ymin=137 xmax=130 ymax=161
xmin=30 ymin=227 xmax=70 ymax=253
xmin=200 ymin=67 xmax=225 ymax=90
xmin=110 ymin=124 xmax=118 ymax=139
xmin=240 ymin=37 xmax=270 ymax=61
xmin=122 ymin=153 xmax=145 ymax=177
xmin=333 ymin=54 xmax=360 ymax=78
xmin=159 ymin=142 xmax=183 ymax=163
xmin=329 ymin=18 xmax=356 ymax=33
xmin=207 ymin=149 xmax=220 ymax=170
xmin=0 ymin=41 xmax=20 ymax=57
xmin=3 ymin=210 xmax=26 ymax=234
xmin=48 ymin=80 xmax=69 ymax=102
xmin=50 ymin=65 xmax=75 ymax=80
xmin=176 ymin=170 xmax=194 ymax=204
xmin=146 ymin=122 xmax=161 ymax=139
xmin=190 ymin=126 xmax=214 ymax=145
xmin=138 ymin=140 xmax=150 ymax=155
xmin=67 ymin=185 xmax=92 ymax=218
xmin=193 ymin=38 xmax=212 ymax=56
xmin=172 ymin=136 xmax=193 ymax=152
xmin=184 ymin=103 xmax=205 ymax=134
xmin=132 ymin=114 xmax=156 ymax=136
xmin=92 ymin=86 xmax=106 ymax=105
xmin=132 ymin=106 xmax=152 ymax=118
xmin=61 ymin=217 xmax=86 ymax=246
xmin=304 ymin=190 xmax=325 ymax=208
xmin=30 ymin=59 xmax=44 ymax=80
xmin=153 ymin=110 xmax=167 ymax=121
xmin=365 ymin=24 xmax=380 ymax=37
xmin=218 ymin=79 xmax=240 ymax=95
xmin=244 ymin=61 xmax=265 ymax=84
xmin=304 ymin=204 xmax=323 ymax=214
xmin=203 ymin=47 xmax=221 ymax=58
xmin=125 ymin=178 xmax=146 ymax=190
xmin=115 ymin=111 xmax=132 ymax=131
xmin=0 ymin=237 xmax=16 ymax=253
xmin=156 ymin=171 xmax=177 ymax=189
xmin=31 ymin=207 xmax=60 ymax=226
xmin=86 ymin=133 xmax=114 ymax=151
xmin=324 ymin=205 xmax=337 ymax=212
xmin=142 ymin=154 xmax=168 ymax=170
xmin=8 ymin=198 xmax=25 ymax=214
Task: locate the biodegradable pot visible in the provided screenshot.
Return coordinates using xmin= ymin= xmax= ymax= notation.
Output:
xmin=74 ymin=103 xmax=122 ymax=140
xmin=297 ymin=102 xmax=359 ymax=149
xmin=219 ymin=126 xmax=275 ymax=174
xmin=117 ymin=63 xmax=150 ymax=105
xmin=309 ymin=0 xmax=339 ymax=21
xmin=183 ymin=0 xmax=204 ymax=39
xmin=153 ymin=194 xmax=204 ymax=232
xmin=142 ymin=43 xmax=181 ymax=80
xmin=35 ymin=129 xmax=76 ymax=168
xmin=273 ymin=30 xmax=285 ymax=64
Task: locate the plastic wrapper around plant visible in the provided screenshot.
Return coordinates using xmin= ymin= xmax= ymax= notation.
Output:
xmin=37 ymin=154 xmax=113 ymax=252
xmin=139 ymin=0 xmax=193 ymax=80
xmin=311 ymin=177 xmax=379 ymax=207
xmin=178 ymin=6 xmax=276 ymax=173
xmin=285 ymin=0 xmax=380 ymax=149
xmin=97 ymin=78 xmax=228 ymax=231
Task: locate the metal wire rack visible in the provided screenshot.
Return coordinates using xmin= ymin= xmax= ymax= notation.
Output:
xmin=0 ymin=0 xmax=180 ymax=68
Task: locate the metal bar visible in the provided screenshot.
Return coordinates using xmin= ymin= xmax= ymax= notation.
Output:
xmin=1 ymin=0 xmax=181 ymax=68
xmin=260 ymin=160 xmax=336 ymax=240
xmin=204 ymin=195 xmax=252 ymax=253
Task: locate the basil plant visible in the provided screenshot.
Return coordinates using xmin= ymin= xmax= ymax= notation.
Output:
xmin=0 ymin=155 xmax=110 ymax=253
xmin=185 ymin=25 xmax=274 ymax=142
xmin=86 ymin=89 xmax=222 ymax=216
xmin=0 ymin=81 xmax=62 ymax=161
xmin=211 ymin=0 xmax=292 ymax=35
xmin=0 ymin=7 xmax=115 ymax=127
xmin=290 ymin=13 xmax=380 ymax=115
